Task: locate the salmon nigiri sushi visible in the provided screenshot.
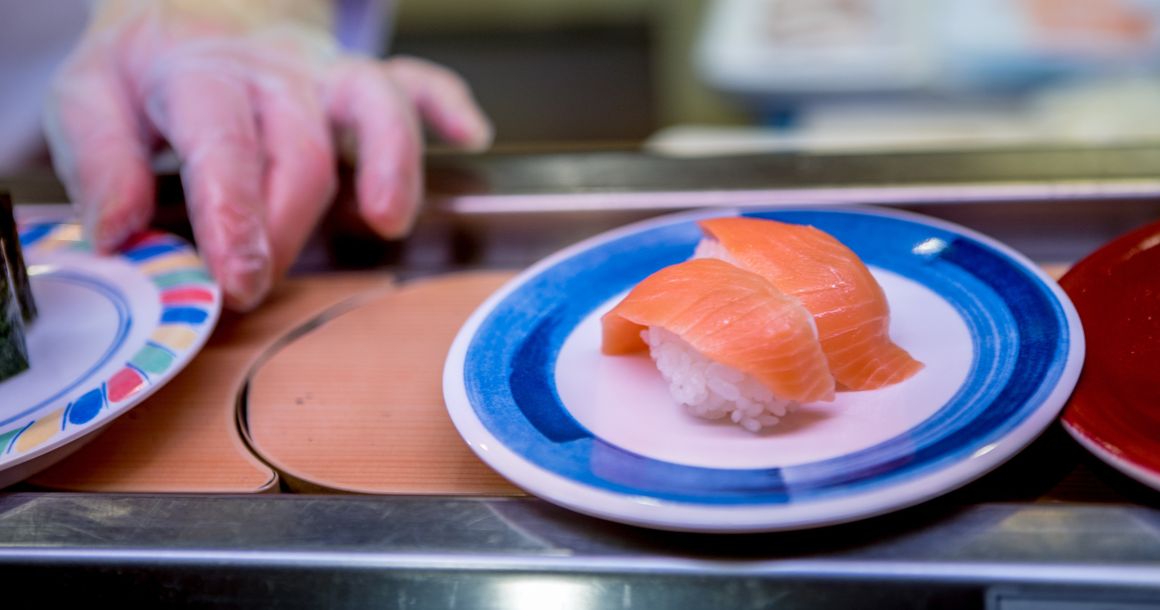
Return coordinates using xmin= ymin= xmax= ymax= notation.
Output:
xmin=696 ymin=217 xmax=923 ymax=390
xmin=602 ymin=258 xmax=835 ymax=432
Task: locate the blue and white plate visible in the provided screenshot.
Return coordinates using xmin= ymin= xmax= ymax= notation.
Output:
xmin=443 ymin=207 xmax=1084 ymax=532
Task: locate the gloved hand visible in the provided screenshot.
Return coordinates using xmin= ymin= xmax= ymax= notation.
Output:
xmin=45 ymin=0 xmax=492 ymax=310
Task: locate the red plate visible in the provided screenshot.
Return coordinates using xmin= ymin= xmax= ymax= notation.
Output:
xmin=1060 ymin=220 xmax=1160 ymax=490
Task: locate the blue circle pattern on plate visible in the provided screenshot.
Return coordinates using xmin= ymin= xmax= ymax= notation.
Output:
xmin=0 ymin=223 xmax=218 ymax=462
xmin=463 ymin=209 xmax=1069 ymax=505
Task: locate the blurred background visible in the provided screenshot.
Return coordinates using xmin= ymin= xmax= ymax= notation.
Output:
xmin=390 ymin=0 xmax=683 ymax=146
xmin=391 ymin=0 xmax=1160 ymax=153
xmin=7 ymin=0 xmax=1160 ymax=269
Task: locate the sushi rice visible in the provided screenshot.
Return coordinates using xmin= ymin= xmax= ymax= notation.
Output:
xmin=631 ymin=235 xmax=810 ymax=432
xmin=642 ymin=327 xmax=796 ymax=433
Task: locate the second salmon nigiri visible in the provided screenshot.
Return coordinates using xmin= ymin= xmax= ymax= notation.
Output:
xmin=698 ymin=217 xmax=923 ymax=390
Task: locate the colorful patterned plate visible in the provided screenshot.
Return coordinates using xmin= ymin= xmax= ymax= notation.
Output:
xmin=1060 ymin=220 xmax=1160 ymax=491
xmin=443 ymin=207 xmax=1085 ymax=532
xmin=0 ymin=223 xmax=220 ymax=487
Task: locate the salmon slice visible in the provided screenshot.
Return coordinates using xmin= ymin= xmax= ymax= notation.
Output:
xmin=601 ymin=258 xmax=835 ymax=404
xmin=698 ymin=217 xmax=923 ymax=390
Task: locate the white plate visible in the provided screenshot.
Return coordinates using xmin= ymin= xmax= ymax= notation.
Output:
xmin=0 ymin=223 xmax=220 ymax=486
xmin=443 ymin=207 xmax=1084 ymax=532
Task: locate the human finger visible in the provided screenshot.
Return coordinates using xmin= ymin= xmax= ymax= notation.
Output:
xmin=44 ymin=48 xmax=156 ymax=253
xmin=254 ymin=74 xmax=337 ymax=279
xmin=156 ymin=64 xmax=271 ymax=311
xmin=326 ymin=58 xmax=423 ymax=239
xmin=382 ymin=56 xmax=493 ymax=151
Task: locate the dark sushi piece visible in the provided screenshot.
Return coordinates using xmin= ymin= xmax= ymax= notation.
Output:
xmin=0 ymin=193 xmax=30 ymax=381
xmin=0 ymin=266 xmax=28 ymax=381
xmin=0 ymin=193 xmax=35 ymax=323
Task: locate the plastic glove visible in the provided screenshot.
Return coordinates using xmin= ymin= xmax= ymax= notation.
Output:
xmin=45 ymin=0 xmax=492 ymax=311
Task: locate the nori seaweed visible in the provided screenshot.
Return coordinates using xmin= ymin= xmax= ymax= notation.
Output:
xmin=0 ymin=194 xmax=30 ymax=381
xmin=0 ymin=250 xmax=29 ymax=381
xmin=0 ymin=193 xmax=35 ymax=323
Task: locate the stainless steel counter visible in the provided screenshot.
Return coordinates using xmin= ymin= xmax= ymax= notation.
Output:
xmin=0 ymin=493 xmax=1158 ymax=607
